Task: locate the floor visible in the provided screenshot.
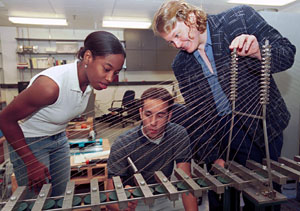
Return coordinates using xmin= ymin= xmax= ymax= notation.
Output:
xmin=281 ymin=183 xmax=300 ymax=211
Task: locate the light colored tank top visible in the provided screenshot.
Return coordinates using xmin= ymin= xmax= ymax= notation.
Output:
xmin=20 ymin=61 xmax=92 ymax=137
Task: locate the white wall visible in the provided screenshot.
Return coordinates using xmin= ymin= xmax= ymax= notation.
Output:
xmin=0 ymin=27 xmax=18 ymax=84
xmin=0 ymin=27 xmax=19 ymax=102
xmin=0 ymin=26 xmax=176 ymax=107
xmin=260 ymin=11 xmax=300 ymax=158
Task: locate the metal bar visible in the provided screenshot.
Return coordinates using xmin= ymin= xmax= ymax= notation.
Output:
xmin=62 ymin=181 xmax=75 ymax=211
xmin=193 ymin=165 xmax=225 ymax=194
xmin=227 ymin=48 xmax=238 ymax=163
xmin=31 ymin=184 xmax=52 ymax=211
xmin=228 ymin=161 xmax=268 ymax=186
xmin=226 ymin=109 xmax=235 ymax=162
xmin=154 ymin=171 xmax=179 ymax=201
xmin=233 ymin=111 xmax=263 ymax=119
xmin=246 ymin=160 xmax=287 ymax=185
xmin=294 ymin=155 xmax=300 ymax=162
xmin=112 ymin=176 xmax=128 ymax=210
xmin=2 ymin=186 xmax=26 ymax=211
xmin=174 ymin=168 xmax=202 ymax=197
xmin=90 ymin=178 xmax=100 ymax=211
xmin=262 ymin=104 xmax=274 ymax=191
xmin=134 ymin=173 xmax=155 ymax=206
xmin=278 ymin=157 xmax=300 ymax=171
xmin=211 ymin=164 xmax=247 ymax=191
xmin=263 ymin=159 xmax=300 ymax=182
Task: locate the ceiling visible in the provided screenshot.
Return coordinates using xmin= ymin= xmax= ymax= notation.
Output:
xmin=0 ymin=0 xmax=300 ymax=30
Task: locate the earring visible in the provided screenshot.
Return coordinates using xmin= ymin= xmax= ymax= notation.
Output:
xmin=84 ymin=64 xmax=88 ymax=69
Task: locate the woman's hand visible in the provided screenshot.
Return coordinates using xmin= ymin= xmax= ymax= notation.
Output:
xmin=229 ymin=34 xmax=261 ymax=60
xmin=26 ymin=159 xmax=51 ymax=193
xmin=214 ymin=159 xmax=225 ymax=168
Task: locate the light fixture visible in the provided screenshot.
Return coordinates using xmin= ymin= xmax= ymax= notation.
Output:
xmin=227 ymin=0 xmax=296 ymax=6
xmin=102 ymin=17 xmax=151 ymax=29
xmin=8 ymin=17 xmax=68 ymax=26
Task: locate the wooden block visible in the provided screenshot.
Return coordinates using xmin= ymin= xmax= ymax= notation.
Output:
xmin=246 ymin=160 xmax=287 ymax=185
xmin=70 ymin=163 xmax=107 ymax=185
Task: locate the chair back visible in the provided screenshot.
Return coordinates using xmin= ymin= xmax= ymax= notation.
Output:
xmin=122 ymin=90 xmax=135 ymax=108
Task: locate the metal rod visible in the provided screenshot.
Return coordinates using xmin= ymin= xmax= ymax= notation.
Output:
xmin=233 ymin=111 xmax=263 ymax=119
xmin=227 ymin=48 xmax=238 ymax=163
xmin=262 ymin=104 xmax=274 ymax=192
xmin=226 ymin=105 xmax=235 ymax=163
xmin=127 ymin=156 xmax=138 ymax=173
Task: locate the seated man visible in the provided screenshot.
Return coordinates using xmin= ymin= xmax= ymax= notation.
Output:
xmin=106 ymin=87 xmax=198 ymax=211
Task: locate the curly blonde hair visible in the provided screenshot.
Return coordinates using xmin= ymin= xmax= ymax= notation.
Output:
xmin=152 ymin=0 xmax=207 ymax=35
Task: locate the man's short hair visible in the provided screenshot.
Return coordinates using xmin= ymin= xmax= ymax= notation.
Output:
xmin=141 ymin=87 xmax=174 ymax=112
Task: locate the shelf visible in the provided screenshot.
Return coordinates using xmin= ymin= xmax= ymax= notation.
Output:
xmin=17 ymin=67 xmax=48 ymax=71
xmin=16 ymin=38 xmax=84 ymax=42
xmin=17 ymin=52 xmax=76 ymax=55
xmin=109 ymin=81 xmax=174 ymax=86
xmin=15 ymin=38 xmax=125 ymax=43
xmin=0 ymin=84 xmax=18 ymax=88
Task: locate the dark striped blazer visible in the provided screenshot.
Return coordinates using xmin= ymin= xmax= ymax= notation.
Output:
xmin=172 ymin=5 xmax=296 ymax=149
